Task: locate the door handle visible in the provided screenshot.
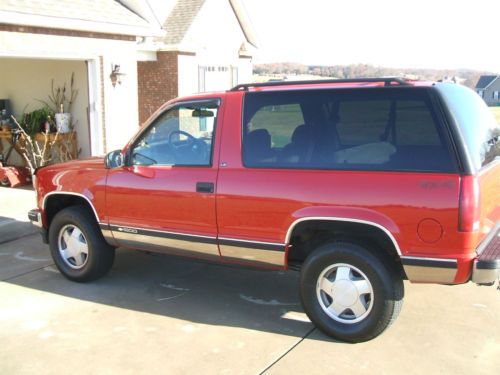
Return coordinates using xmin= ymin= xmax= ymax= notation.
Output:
xmin=196 ymin=182 xmax=214 ymax=193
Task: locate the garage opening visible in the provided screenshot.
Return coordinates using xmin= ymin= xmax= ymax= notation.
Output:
xmin=0 ymin=57 xmax=91 ymax=166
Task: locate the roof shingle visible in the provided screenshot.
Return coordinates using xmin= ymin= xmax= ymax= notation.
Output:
xmin=0 ymin=0 xmax=150 ymax=28
xmin=162 ymin=0 xmax=206 ymax=45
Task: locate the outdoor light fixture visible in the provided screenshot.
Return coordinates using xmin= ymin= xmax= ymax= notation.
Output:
xmin=110 ymin=64 xmax=126 ymax=87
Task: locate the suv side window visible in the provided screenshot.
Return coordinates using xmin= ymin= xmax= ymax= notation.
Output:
xmin=337 ymin=100 xmax=391 ymax=145
xmin=242 ymin=89 xmax=456 ymax=172
xmin=248 ymin=104 xmax=304 ymax=148
xmin=395 ymin=101 xmax=441 ymax=146
xmin=131 ymin=103 xmax=218 ymax=166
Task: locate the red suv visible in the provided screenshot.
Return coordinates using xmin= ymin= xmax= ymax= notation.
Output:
xmin=29 ymin=78 xmax=500 ymax=342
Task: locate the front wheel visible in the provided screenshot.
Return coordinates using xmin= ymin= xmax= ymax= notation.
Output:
xmin=49 ymin=206 xmax=115 ymax=282
xmin=300 ymin=242 xmax=404 ymax=342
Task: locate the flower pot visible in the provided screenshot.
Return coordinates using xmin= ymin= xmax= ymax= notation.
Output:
xmin=55 ymin=113 xmax=71 ymax=133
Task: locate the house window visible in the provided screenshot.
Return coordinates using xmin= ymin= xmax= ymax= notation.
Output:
xmin=477 ymin=90 xmax=484 ymax=98
xmin=493 ymin=91 xmax=499 ymax=100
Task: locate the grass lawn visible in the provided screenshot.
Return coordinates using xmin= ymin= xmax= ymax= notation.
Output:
xmin=491 ymin=107 xmax=500 ymax=123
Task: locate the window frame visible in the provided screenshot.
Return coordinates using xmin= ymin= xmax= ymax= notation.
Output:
xmin=241 ymin=87 xmax=460 ymax=174
xmin=125 ymin=98 xmax=221 ymax=168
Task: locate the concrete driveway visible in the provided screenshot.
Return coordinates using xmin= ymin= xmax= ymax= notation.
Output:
xmin=0 ymin=188 xmax=499 ymax=374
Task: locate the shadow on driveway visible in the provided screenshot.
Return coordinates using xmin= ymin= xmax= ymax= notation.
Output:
xmin=0 ymin=216 xmax=38 ymax=244
xmin=4 ymin=243 xmax=330 ymax=341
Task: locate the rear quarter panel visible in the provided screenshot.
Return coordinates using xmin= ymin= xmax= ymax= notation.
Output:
xmin=217 ymin=93 xmax=465 ymax=276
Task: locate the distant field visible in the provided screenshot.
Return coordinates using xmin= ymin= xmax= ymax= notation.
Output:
xmin=250 ymin=106 xmax=500 ymax=147
xmin=491 ymin=107 xmax=500 ymax=123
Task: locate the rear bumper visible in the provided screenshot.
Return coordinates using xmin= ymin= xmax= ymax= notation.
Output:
xmin=28 ymin=208 xmax=48 ymax=244
xmin=471 ymin=223 xmax=499 ymax=286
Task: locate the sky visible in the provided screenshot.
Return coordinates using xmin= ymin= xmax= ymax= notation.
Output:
xmin=240 ymin=0 xmax=500 ymax=73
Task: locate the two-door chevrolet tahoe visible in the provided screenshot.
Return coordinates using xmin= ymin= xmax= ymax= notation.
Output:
xmin=29 ymin=78 xmax=500 ymax=342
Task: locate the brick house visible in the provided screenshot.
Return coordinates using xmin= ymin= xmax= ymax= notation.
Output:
xmin=130 ymin=0 xmax=257 ymax=124
xmin=476 ymin=75 xmax=500 ymax=106
xmin=0 ymin=0 xmax=256 ymax=161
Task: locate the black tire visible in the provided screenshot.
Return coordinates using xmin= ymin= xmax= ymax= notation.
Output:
xmin=0 ymin=177 xmax=10 ymax=187
xmin=300 ymin=241 xmax=404 ymax=343
xmin=48 ymin=205 xmax=115 ymax=282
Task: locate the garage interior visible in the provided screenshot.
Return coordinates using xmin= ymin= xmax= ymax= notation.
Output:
xmin=0 ymin=58 xmax=90 ymax=166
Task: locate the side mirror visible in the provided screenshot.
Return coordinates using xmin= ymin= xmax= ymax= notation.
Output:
xmin=105 ymin=149 xmax=124 ymax=169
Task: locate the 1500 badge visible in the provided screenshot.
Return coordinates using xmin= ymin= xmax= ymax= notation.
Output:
xmin=117 ymin=227 xmax=138 ymax=234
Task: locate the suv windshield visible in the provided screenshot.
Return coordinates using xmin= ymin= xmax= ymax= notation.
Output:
xmin=436 ymin=83 xmax=500 ymax=171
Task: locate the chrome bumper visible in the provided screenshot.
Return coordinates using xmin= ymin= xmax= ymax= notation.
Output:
xmin=471 ymin=224 xmax=500 ymax=286
xmin=28 ymin=208 xmax=42 ymax=228
xmin=472 ymin=260 xmax=499 ymax=286
xmin=28 ymin=208 xmax=48 ymax=243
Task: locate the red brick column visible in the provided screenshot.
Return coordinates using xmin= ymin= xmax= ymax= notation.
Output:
xmin=137 ymin=51 xmax=179 ymax=125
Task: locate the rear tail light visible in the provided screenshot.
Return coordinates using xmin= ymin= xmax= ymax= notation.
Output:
xmin=458 ymin=176 xmax=481 ymax=232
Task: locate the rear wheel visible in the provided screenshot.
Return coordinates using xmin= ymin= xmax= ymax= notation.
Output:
xmin=49 ymin=206 xmax=115 ymax=282
xmin=300 ymin=241 xmax=404 ymax=342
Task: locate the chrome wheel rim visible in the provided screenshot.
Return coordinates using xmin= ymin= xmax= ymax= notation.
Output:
xmin=316 ymin=263 xmax=374 ymax=324
xmin=57 ymin=224 xmax=89 ymax=269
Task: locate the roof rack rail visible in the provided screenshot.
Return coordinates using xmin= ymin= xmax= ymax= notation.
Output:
xmin=230 ymin=77 xmax=411 ymax=91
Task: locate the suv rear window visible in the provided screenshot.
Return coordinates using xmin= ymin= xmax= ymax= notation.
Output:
xmin=435 ymin=83 xmax=500 ymax=171
xmin=242 ymin=88 xmax=456 ymax=172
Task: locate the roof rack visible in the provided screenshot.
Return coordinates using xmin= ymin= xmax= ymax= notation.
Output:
xmin=230 ymin=77 xmax=411 ymax=91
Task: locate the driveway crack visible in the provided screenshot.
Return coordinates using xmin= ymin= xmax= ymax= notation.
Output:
xmin=259 ymin=327 xmax=316 ymax=374
xmin=1 ymin=263 xmax=55 ymax=282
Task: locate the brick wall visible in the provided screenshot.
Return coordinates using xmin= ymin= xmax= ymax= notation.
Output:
xmin=137 ymin=51 xmax=179 ymax=125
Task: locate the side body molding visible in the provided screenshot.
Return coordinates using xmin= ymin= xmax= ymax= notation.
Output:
xmin=42 ymin=195 xmax=459 ymax=283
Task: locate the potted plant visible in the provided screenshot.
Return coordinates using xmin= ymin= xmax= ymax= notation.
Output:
xmin=44 ymin=73 xmax=78 ymax=133
xmin=19 ymin=106 xmax=56 ymax=138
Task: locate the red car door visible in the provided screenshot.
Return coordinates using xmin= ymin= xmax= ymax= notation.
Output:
xmin=104 ymin=98 xmax=223 ymax=261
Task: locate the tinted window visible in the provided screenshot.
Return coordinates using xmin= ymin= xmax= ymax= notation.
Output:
xmin=249 ymin=104 xmax=303 ymax=147
xmin=396 ymin=101 xmax=441 ymax=146
xmin=436 ymin=83 xmax=500 ymax=170
xmin=337 ymin=100 xmax=390 ymax=145
xmin=131 ymin=103 xmax=218 ymax=166
xmin=242 ymin=88 xmax=456 ymax=172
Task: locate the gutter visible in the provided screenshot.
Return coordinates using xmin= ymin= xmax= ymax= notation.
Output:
xmin=0 ymin=11 xmax=165 ymax=38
